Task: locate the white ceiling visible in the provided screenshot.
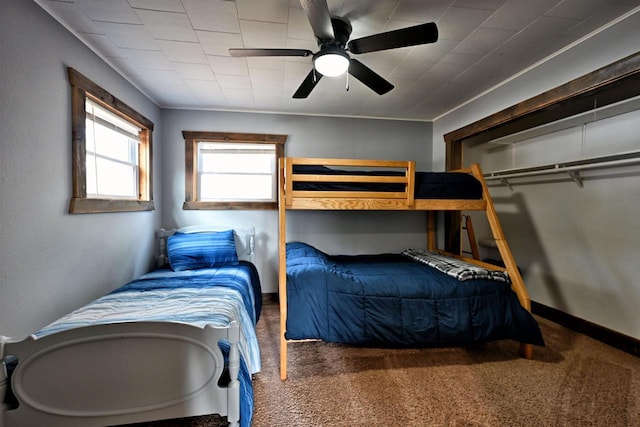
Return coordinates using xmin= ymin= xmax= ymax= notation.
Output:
xmin=36 ymin=0 xmax=640 ymax=121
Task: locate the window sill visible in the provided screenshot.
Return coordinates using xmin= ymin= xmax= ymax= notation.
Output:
xmin=183 ymin=201 xmax=277 ymax=210
xmin=69 ymin=198 xmax=154 ymax=214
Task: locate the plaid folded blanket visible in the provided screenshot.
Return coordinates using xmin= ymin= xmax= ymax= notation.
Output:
xmin=402 ymin=248 xmax=510 ymax=283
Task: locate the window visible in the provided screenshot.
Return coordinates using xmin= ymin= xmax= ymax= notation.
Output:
xmin=182 ymin=131 xmax=286 ymax=210
xmin=68 ymin=67 xmax=154 ymax=213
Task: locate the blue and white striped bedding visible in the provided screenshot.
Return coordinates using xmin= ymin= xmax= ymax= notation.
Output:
xmin=34 ymin=264 xmax=261 ymax=375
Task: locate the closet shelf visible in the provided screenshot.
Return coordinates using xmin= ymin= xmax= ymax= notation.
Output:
xmin=484 ymin=150 xmax=640 ymax=188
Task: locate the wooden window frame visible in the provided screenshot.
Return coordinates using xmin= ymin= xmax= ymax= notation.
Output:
xmin=182 ymin=131 xmax=287 ymax=210
xmin=68 ymin=67 xmax=154 ymax=214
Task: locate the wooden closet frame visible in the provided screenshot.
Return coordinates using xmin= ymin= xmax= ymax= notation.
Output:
xmin=277 ymin=157 xmax=533 ymax=381
xmin=441 ymin=51 xmax=640 ymax=255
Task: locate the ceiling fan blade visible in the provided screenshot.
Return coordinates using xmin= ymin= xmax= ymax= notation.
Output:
xmin=300 ymin=0 xmax=334 ymax=42
xmin=229 ymin=48 xmax=313 ymax=57
xmin=293 ymin=69 xmax=324 ymax=98
xmin=348 ymin=22 xmax=438 ymax=54
xmin=348 ymin=59 xmax=393 ymax=95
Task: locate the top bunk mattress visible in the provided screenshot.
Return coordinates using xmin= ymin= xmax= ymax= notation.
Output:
xmin=292 ymin=164 xmax=483 ymax=199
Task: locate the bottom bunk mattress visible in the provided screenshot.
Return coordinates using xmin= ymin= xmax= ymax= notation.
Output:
xmin=30 ymin=261 xmax=261 ymax=426
xmin=285 ymin=242 xmax=544 ymax=348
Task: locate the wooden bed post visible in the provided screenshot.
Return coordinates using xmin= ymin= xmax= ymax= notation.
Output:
xmin=470 ymin=164 xmax=533 ymax=358
xmin=278 ymin=158 xmax=289 ymax=381
xmin=427 ymin=211 xmax=437 ymax=251
xmin=445 ymin=140 xmax=464 ymax=255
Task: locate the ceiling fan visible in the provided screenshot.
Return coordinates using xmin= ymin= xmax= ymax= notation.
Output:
xmin=228 ymin=0 xmax=438 ymax=99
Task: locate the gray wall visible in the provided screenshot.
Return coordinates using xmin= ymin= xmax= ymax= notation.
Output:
xmin=0 ymin=0 xmax=162 ymax=339
xmin=160 ymin=110 xmax=432 ymax=293
xmin=433 ymin=10 xmax=640 ymax=340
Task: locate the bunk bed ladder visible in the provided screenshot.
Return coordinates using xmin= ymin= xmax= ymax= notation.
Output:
xmin=461 ymin=214 xmax=480 ymax=260
xmin=470 ymin=163 xmax=533 ymax=359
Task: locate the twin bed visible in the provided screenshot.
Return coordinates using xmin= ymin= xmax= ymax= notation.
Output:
xmin=1 ymin=226 xmax=261 ymax=427
xmin=278 ymin=157 xmax=544 ymax=380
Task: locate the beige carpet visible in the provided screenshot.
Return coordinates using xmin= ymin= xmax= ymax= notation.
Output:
xmin=140 ymin=300 xmax=640 ymax=426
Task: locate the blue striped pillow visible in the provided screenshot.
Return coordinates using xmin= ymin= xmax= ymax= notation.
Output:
xmin=167 ymin=230 xmax=239 ymax=271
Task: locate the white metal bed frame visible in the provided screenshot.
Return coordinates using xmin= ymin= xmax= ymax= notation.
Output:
xmin=1 ymin=226 xmax=257 ymax=427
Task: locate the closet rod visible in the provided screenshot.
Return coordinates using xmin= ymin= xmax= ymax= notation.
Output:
xmin=484 ymin=151 xmax=640 ymax=186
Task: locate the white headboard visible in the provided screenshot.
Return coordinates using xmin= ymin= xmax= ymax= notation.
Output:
xmin=156 ymin=226 xmax=256 ymax=267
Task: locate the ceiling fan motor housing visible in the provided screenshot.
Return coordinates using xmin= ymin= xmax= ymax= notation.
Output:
xmin=323 ymin=17 xmax=352 ymax=47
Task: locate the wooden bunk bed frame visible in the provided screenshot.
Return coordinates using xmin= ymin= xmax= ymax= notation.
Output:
xmin=277 ymin=157 xmax=533 ymax=381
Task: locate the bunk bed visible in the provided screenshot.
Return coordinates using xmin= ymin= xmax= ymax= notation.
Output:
xmin=278 ymin=157 xmax=544 ymax=380
xmin=0 ymin=226 xmax=261 ymax=427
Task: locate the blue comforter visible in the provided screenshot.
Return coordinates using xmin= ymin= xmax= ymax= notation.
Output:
xmin=285 ymin=242 xmax=544 ymax=347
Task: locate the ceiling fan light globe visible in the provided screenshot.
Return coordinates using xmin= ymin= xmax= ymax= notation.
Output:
xmin=314 ymin=52 xmax=350 ymax=77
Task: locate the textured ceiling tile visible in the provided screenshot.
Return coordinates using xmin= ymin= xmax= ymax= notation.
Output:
xmin=253 ymin=84 xmax=285 ymax=98
xmin=157 ymin=40 xmax=207 ymax=64
xmin=74 ymin=0 xmax=142 ymax=23
xmin=239 ymin=21 xmax=288 ymax=48
xmin=561 ymin=2 xmax=640 ymax=37
xmin=453 ymin=0 xmax=508 ymax=10
xmin=453 ymin=27 xmax=516 ymax=55
xmin=42 ymin=0 xmax=103 ymax=34
xmin=185 ymin=79 xmax=224 ymax=99
xmin=436 ymin=7 xmax=495 ymax=41
xmin=505 ymin=15 xmax=582 ymax=48
xmin=216 ymin=74 xmax=251 ymax=90
xmin=546 ymin=0 xmax=609 ymax=20
xmin=221 ymin=87 xmax=255 ymax=105
xmin=247 ymin=56 xmax=288 ymax=70
xmin=392 ymin=0 xmax=455 ymax=22
xmin=133 ymin=9 xmax=197 ymax=42
xmin=356 ymin=49 xmax=411 ymax=73
xmin=122 ymin=49 xmax=173 ymax=70
xmin=236 ymin=0 xmax=290 ymax=23
xmin=131 ymin=68 xmax=184 ymax=85
xmin=483 ymin=0 xmax=561 ymax=30
xmin=208 ymin=56 xmax=250 ymax=76
xmin=182 ymin=0 xmax=240 ymax=33
xmin=249 ymin=68 xmax=285 ymax=86
xmin=82 ymin=33 xmax=127 ymax=58
xmin=152 ymin=84 xmax=196 ymax=106
xmin=128 ymin=0 xmax=186 ymax=13
xmin=408 ymin=38 xmax=459 ymax=64
xmin=197 ymin=31 xmax=244 ymax=57
xmin=94 ymin=22 xmax=158 ymax=50
xmin=173 ymin=63 xmax=216 ymax=81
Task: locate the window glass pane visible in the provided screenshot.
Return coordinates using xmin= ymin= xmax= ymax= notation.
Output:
xmin=196 ymin=141 xmax=277 ymax=202
xmin=94 ymin=157 xmax=137 ymax=198
xmin=86 ymin=99 xmax=142 ymax=136
xmin=201 ymin=152 xmax=273 ymax=173
xmin=91 ymin=122 xmax=137 ymax=163
xmin=86 ymin=152 xmax=98 ymax=195
xmin=199 ymin=173 xmax=273 ymax=200
xmin=85 ymin=98 xmax=141 ymax=199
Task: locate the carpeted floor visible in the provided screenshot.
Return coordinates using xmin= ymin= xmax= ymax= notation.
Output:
xmin=141 ymin=300 xmax=640 ymax=426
